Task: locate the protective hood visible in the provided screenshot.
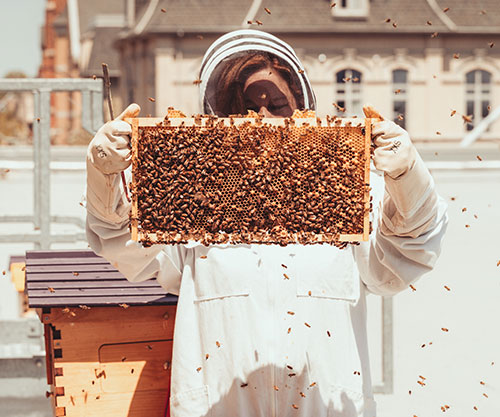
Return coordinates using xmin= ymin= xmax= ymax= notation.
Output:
xmin=199 ymin=29 xmax=316 ymax=115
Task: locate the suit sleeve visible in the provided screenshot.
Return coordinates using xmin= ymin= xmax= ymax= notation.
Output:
xmin=85 ymin=156 xmax=185 ymax=295
xmin=352 ymin=154 xmax=448 ymax=296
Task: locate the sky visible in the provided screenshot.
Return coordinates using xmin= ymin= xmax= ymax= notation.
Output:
xmin=0 ymin=0 xmax=46 ymax=77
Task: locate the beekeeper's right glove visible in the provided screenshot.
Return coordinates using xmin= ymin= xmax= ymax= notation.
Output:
xmin=86 ymin=103 xmax=140 ymax=224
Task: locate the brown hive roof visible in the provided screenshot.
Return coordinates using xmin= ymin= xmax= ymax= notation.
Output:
xmin=25 ymin=249 xmax=177 ymax=308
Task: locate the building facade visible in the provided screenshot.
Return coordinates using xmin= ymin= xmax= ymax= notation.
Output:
xmin=114 ymin=0 xmax=500 ymax=143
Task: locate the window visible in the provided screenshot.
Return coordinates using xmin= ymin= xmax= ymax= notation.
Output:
xmin=465 ymin=70 xmax=491 ymax=131
xmin=332 ymin=0 xmax=369 ymax=18
xmin=335 ymin=69 xmax=363 ymax=117
xmin=392 ymin=69 xmax=408 ymax=129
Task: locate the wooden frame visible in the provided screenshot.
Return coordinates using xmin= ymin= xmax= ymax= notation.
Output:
xmin=127 ymin=115 xmax=372 ymax=245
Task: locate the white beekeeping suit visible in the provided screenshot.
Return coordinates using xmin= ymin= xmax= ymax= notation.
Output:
xmin=85 ymin=30 xmax=448 ymax=417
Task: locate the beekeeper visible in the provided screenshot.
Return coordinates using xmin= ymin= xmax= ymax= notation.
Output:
xmin=85 ymin=30 xmax=448 ymax=417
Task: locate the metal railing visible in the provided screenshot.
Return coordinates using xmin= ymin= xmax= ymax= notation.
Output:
xmin=0 ymin=78 xmax=103 ymax=249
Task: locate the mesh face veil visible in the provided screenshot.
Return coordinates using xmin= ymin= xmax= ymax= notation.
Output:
xmin=199 ymin=29 xmax=316 ymax=116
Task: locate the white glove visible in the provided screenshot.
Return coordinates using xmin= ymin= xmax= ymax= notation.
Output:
xmin=363 ymin=105 xmax=439 ymax=233
xmin=86 ymin=103 xmax=140 ymax=224
xmin=88 ymin=103 xmax=141 ymax=175
xmin=363 ymin=106 xmax=416 ymax=179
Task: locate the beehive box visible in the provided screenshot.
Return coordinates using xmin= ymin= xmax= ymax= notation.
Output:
xmin=128 ymin=111 xmax=372 ymax=247
xmin=25 ymin=250 xmax=178 ymax=417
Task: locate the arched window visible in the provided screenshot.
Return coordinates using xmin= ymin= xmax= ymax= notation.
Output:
xmin=335 ymin=69 xmax=362 ymax=116
xmin=465 ymin=70 xmax=491 ymax=131
xmin=392 ymin=69 xmax=408 ymax=129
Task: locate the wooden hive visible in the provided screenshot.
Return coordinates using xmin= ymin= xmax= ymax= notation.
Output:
xmin=25 ymin=249 xmax=178 ymax=417
xmin=128 ymin=111 xmax=372 ymax=247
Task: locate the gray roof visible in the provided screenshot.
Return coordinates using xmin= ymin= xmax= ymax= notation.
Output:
xmin=78 ymin=0 xmax=125 ymax=35
xmin=82 ymin=27 xmax=122 ymax=77
xmin=127 ymin=0 xmax=500 ymax=36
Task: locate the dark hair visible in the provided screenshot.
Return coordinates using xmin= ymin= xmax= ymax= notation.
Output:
xmin=214 ymin=52 xmax=304 ymax=116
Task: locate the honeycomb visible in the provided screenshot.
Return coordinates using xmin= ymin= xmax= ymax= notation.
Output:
xmin=129 ymin=114 xmax=371 ymax=247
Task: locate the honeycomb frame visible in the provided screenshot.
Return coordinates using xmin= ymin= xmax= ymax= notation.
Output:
xmin=127 ymin=114 xmax=372 ymax=247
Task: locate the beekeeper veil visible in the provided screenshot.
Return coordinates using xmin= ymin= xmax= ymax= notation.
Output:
xmin=199 ymin=29 xmax=316 ymax=116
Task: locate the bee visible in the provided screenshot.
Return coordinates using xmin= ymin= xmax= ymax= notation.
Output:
xmin=161 ymin=8 xmax=166 ymax=12
xmin=216 ymin=341 xmax=221 ymax=348
xmin=193 ymin=79 xmax=202 ymax=85
xmin=431 ymin=32 xmax=439 ymax=38
xmin=392 ymin=22 xmax=398 ymax=28
xmin=288 ymin=373 xmax=296 ymax=377
xmin=476 ymin=155 xmax=482 ymax=161
xmin=483 ymin=393 xmax=488 ymax=398
xmin=409 ymin=284 xmax=417 ymax=291
xmin=419 ymin=375 xmax=426 ymax=380
xmin=48 ymin=287 xmax=55 ymax=293
xmin=327 ymin=330 xmax=331 ymax=337
xmin=196 ymin=367 xmax=202 ymax=372
xmin=397 ymin=114 xmax=404 ymax=121
xmin=264 ymin=7 xmax=271 ymax=14
xmin=465 ymin=224 xmax=470 ymax=228
xmin=394 ymin=89 xmax=401 ymax=94
xmin=342 ymin=77 xmax=351 ymax=82
xmin=488 ymin=42 xmax=495 ymax=48
xmin=287 ymin=311 xmax=295 ymax=315
xmin=119 ymin=303 xmax=129 ymax=309
xmin=298 ymin=69 xmax=304 ymax=74
xmin=462 ymin=114 xmax=473 ymax=123
xmin=480 ymin=10 xmax=487 ymax=15
xmin=417 ymin=380 xmax=426 ymax=386
xmin=480 ymin=381 xmax=485 ymax=385
xmin=283 ymin=273 xmax=290 ymax=280
xmin=443 ymin=7 xmax=450 ymax=12
xmin=72 ymin=271 xmax=79 ymax=276
xmin=421 ymin=344 xmax=426 ymax=348
xmin=473 ymin=406 xmax=478 ymax=410
xmin=79 ymin=305 xmax=91 ymax=310
xmin=92 ymin=75 xmax=97 ymax=80
xmin=240 ymin=383 xmax=248 ymax=387
xmin=444 ymin=286 xmax=451 ymax=291
xmin=287 ymin=327 xmax=291 ymax=334
xmin=441 ymin=327 xmax=449 ymax=332
xmin=205 ymin=354 xmax=209 ymax=360
xmin=450 ymin=110 xmax=457 ymax=116
xmin=200 ymin=255 xmax=207 ymax=259
xmin=247 ymin=20 xmax=253 ymax=24
xmin=273 ymin=385 xmax=279 ymax=391
xmin=353 ymin=371 xmax=360 ymax=375
xmin=304 ymin=322 xmax=311 ymax=328
xmin=300 ymin=392 xmax=306 ymax=397
xmin=281 ymin=264 xmax=288 ymax=268
xmin=331 ymin=2 xmax=337 ymax=7
xmin=462 ymin=207 xmax=467 ymax=212
xmin=436 ymin=131 xmax=441 ymax=135
xmin=292 ymin=404 xmax=299 ymax=409
xmin=496 ymin=260 xmax=500 ymax=267
xmin=255 ymin=20 xmax=263 ymax=25
xmin=426 ymin=20 xmax=432 ymax=25
xmin=409 ymin=390 xmax=412 ymax=395
xmin=1 ymin=270 xmax=5 ymax=275
xmin=308 ymin=291 xmax=312 ymax=296
xmin=148 ymin=97 xmax=156 ymax=102
xmin=309 ymin=382 xmax=317 ymax=387
xmin=453 ymin=53 xmax=460 ymax=59
xmin=385 ymin=18 xmax=391 ymax=23
xmin=121 ymin=357 xmax=127 ymax=362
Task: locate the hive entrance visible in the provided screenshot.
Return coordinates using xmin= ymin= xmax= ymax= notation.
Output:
xmin=129 ymin=114 xmax=372 ymax=247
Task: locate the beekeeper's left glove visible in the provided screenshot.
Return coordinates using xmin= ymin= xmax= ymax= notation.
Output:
xmin=363 ymin=105 xmax=436 ymax=229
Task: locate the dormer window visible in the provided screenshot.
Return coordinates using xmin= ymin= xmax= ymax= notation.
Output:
xmin=332 ymin=0 xmax=369 ymax=19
